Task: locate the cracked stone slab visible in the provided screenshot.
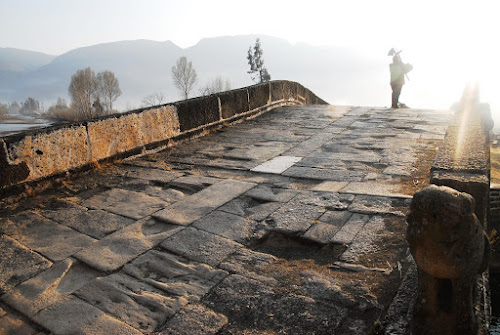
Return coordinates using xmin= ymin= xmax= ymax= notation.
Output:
xmin=348 ymin=195 xmax=410 ymax=217
xmin=266 ymin=201 xmax=325 ymax=234
xmin=0 ymin=212 xmax=96 ymax=262
xmin=75 ymin=218 xmax=183 ymax=272
xmin=153 ymin=180 xmax=256 ymax=225
xmin=297 ymin=192 xmax=355 ymax=210
xmin=340 ymin=216 xmax=386 ymax=263
xmin=160 ymin=227 xmax=242 ymax=266
xmin=43 ymin=205 xmax=135 ymax=239
xmin=0 ymin=234 xmax=52 ymax=295
xmin=218 ymin=197 xmax=282 ymax=222
xmin=123 ymin=249 xmax=227 ymax=300
xmin=251 ymin=156 xmax=303 ymax=174
xmin=303 ymin=222 xmax=343 ymax=245
xmin=193 ymin=210 xmax=258 ymax=242
xmin=218 ymin=248 xmax=278 ymax=285
xmin=75 ymin=273 xmax=187 ymax=333
xmin=158 ymin=303 xmax=228 ymax=335
xmin=331 ymin=213 xmax=370 ymax=244
xmin=34 ymin=296 xmax=142 ymax=335
xmin=82 ymin=188 xmax=168 ymax=220
xmin=244 ymin=184 xmax=297 ymax=203
xmin=169 ymin=175 xmax=222 ymax=193
xmin=2 ymin=258 xmax=101 ymax=318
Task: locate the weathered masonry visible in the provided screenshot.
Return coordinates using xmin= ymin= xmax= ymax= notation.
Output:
xmin=0 ymin=81 xmax=326 ymax=190
xmin=402 ymin=84 xmax=494 ymax=335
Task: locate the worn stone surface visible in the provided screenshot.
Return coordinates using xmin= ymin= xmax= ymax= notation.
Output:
xmin=0 ymin=103 xmax=452 ymax=334
xmin=153 ymin=180 xmax=256 ymax=225
xmin=204 ymin=274 xmax=346 ymax=334
xmin=244 ymin=184 xmax=297 ymax=202
xmin=193 ymin=210 xmax=258 ymax=242
xmin=43 ymin=205 xmax=135 ymax=239
xmin=8 ymin=125 xmax=91 ymax=182
xmin=266 ymin=200 xmax=325 ymax=233
xmin=217 ymin=197 xmax=281 ymax=221
xmin=0 ymin=311 xmax=40 ymax=335
xmin=0 ymin=211 xmax=96 ymax=261
xmin=348 ymin=195 xmax=410 ymax=217
xmin=75 ymin=218 xmax=183 ymax=272
xmin=159 ymin=303 xmax=228 ymax=335
xmin=341 ymin=181 xmax=413 ymax=197
xmin=82 ymin=188 xmax=167 ymax=220
xmin=332 ymin=213 xmax=370 ymax=244
xmin=123 ymin=249 xmax=228 ymax=300
xmin=2 ymin=258 xmax=101 ymax=317
xmin=251 ymin=155 xmax=303 ymax=174
xmin=0 ymin=235 xmax=52 ymax=295
xmin=35 ymin=296 xmax=142 ymax=335
xmin=161 ymin=227 xmax=242 ymax=266
xmin=75 ymin=273 xmax=187 ymax=332
xmin=87 ymin=106 xmax=180 ymax=161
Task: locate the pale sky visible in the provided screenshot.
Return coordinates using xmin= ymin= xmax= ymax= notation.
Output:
xmin=1 ymin=0 xmax=499 ymax=122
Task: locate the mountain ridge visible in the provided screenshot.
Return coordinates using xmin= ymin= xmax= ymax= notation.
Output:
xmin=0 ymin=35 xmax=389 ymax=110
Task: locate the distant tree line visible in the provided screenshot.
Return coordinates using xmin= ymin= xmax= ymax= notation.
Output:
xmin=3 ymin=41 xmax=271 ymax=120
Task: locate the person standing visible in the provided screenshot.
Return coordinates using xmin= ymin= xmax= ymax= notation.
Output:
xmin=389 ymin=50 xmax=412 ymax=108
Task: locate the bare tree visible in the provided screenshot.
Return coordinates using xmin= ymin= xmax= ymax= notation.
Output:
xmin=69 ymin=67 xmax=98 ymax=120
xmin=199 ymin=76 xmax=231 ymax=96
xmin=96 ymin=71 xmax=121 ymax=114
xmin=0 ymin=103 xmax=7 ymax=116
xmin=142 ymin=92 xmax=167 ymax=107
xmin=171 ymin=56 xmax=198 ymax=99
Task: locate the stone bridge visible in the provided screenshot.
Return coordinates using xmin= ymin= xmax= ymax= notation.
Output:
xmin=0 ymin=81 xmax=493 ymax=334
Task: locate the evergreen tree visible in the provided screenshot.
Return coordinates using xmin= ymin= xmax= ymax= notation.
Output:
xmin=247 ymin=38 xmax=271 ymax=83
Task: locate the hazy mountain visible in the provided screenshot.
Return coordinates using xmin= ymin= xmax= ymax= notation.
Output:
xmin=0 ymin=36 xmax=390 ymax=110
xmin=0 ymin=48 xmax=55 ymax=72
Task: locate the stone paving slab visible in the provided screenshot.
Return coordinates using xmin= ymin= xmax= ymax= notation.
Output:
xmin=75 ymin=218 xmax=183 ymax=272
xmin=34 ymin=296 xmax=142 ymax=335
xmin=153 ymin=180 xmax=256 ymax=225
xmin=341 ymin=181 xmax=413 ymax=198
xmin=122 ymin=249 xmax=228 ymax=301
xmin=42 ymin=204 xmax=136 ymax=239
xmin=251 ymin=155 xmax=303 ymax=174
xmin=331 ymin=213 xmax=370 ymax=244
xmin=160 ymin=227 xmax=243 ymax=266
xmin=111 ymin=165 xmax=184 ymax=184
xmin=0 ymin=212 xmax=96 ymax=262
xmin=0 ymin=235 xmax=52 ymax=295
xmin=0 ymin=104 xmax=451 ymax=334
xmin=75 ymin=273 xmax=187 ymax=333
xmin=2 ymin=258 xmax=101 ymax=318
xmin=217 ymin=197 xmax=282 ymax=222
xmin=266 ymin=200 xmax=325 ymax=233
xmin=193 ymin=210 xmax=259 ymax=242
xmin=82 ymin=188 xmax=168 ymax=220
xmin=282 ymin=166 xmax=366 ymax=181
xmin=0 ymin=310 xmax=40 ymax=335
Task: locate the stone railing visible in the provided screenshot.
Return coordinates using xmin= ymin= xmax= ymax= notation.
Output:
xmin=406 ymin=84 xmax=493 ymax=335
xmin=0 ymin=80 xmax=327 ymax=191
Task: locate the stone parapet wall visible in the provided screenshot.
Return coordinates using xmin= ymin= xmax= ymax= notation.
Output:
xmin=422 ymin=84 xmax=493 ymax=335
xmin=430 ymin=86 xmax=493 ymax=226
xmin=0 ymin=80 xmax=326 ymax=190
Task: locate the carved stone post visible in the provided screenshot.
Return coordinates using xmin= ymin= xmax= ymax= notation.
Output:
xmin=406 ymin=185 xmax=490 ymax=335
